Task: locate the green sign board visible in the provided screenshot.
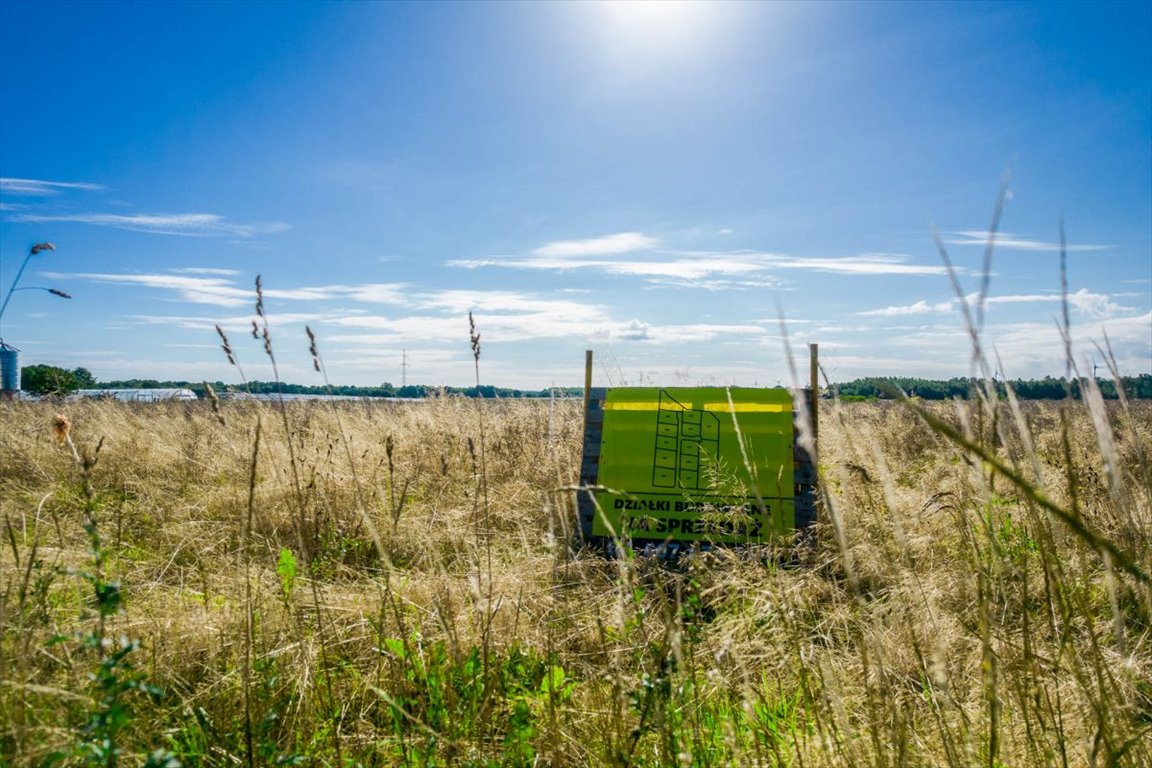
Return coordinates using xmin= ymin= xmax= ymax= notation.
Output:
xmin=590 ymin=387 xmax=795 ymax=544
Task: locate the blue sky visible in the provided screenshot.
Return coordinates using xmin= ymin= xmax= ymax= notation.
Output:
xmin=1 ymin=0 xmax=1149 ymax=388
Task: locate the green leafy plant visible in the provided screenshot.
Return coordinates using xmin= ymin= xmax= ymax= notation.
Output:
xmin=276 ymin=547 xmax=297 ymax=604
xmin=44 ymin=418 xmax=178 ymax=768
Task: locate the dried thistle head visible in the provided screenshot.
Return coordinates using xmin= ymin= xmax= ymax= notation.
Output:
xmin=52 ymin=413 xmax=71 ymax=443
xmin=31 ymin=242 xmax=55 ymax=255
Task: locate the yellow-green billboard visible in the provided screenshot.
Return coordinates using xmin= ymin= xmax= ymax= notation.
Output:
xmin=585 ymin=387 xmax=795 ymax=545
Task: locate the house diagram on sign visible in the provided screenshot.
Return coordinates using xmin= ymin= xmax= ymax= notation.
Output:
xmin=653 ymin=390 xmax=720 ymax=490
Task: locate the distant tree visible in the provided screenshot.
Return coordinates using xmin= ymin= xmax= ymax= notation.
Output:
xmin=1131 ymin=374 xmax=1152 ymax=399
xmin=21 ymin=364 xmax=81 ymax=396
xmin=72 ymin=367 xmax=97 ymax=388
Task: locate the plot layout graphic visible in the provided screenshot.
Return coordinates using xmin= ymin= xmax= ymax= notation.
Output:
xmin=581 ymin=386 xmax=806 ymax=546
xmin=653 ymin=390 xmax=720 ymax=489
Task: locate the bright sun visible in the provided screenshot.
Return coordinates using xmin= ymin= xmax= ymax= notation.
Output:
xmin=597 ymin=0 xmax=725 ymax=62
xmin=603 ymin=0 xmax=708 ymax=38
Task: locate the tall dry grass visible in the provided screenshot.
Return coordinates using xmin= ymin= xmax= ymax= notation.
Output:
xmin=1 ymin=382 xmax=1149 ymax=766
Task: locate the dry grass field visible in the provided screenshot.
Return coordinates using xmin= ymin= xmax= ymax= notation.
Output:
xmin=1 ymin=389 xmax=1150 ymax=767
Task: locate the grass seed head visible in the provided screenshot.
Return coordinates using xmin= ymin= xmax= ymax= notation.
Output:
xmin=306 ymin=325 xmax=320 ymax=371
xmin=215 ymin=324 xmax=236 ymax=366
xmin=255 ymin=274 xmax=265 ymax=318
xmin=469 ymin=311 xmax=481 ymax=362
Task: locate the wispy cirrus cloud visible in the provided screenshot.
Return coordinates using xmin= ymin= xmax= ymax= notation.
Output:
xmin=988 ymin=289 xmax=1131 ymax=318
xmin=599 ymin=319 xmax=765 ymax=343
xmin=124 ymin=279 xmax=767 ymax=349
xmin=645 ymin=277 xmax=783 ymax=291
xmin=764 ymin=253 xmax=948 ymax=276
xmin=531 ymin=232 xmax=658 ymax=257
xmin=172 ymin=267 xmax=243 ymax=276
xmin=322 ymin=316 xmax=765 ymax=346
xmin=0 ymin=177 xmax=106 ymax=195
xmin=858 ymin=299 xmax=955 ymax=317
xmin=45 ymin=271 xmax=412 ymax=308
xmin=414 ymin=290 xmax=589 ymax=314
xmin=449 ymin=252 xmax=774 ymax=280
xmin=45 ymin=272 xmax=255 ymax=307
xmin=858 ymin=288 xmax=1131 ymax=320
xmin=451 ymin=241 xmax=948 ymax=283
xmin=9 ymin=212 xmax=290 ymax=238
xmin=945 ymin=230 xmax=1111 ymax=252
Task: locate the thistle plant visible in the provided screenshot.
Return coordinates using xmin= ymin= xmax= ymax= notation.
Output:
xmin=44 ymin=414 xmax=178 ymax=768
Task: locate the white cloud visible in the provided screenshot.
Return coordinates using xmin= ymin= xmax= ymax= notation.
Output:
xmin=607 ymin=319 xmax=651 ymax=341
xmin=1081 ymin=311 xmax=1152 ymax=349
xmin=986 ymin=289 xmax=1129 ymax=319
xmin=857 ymin=289 xmax=1131 ymax=320
xmin=531 ymin=232 xmax=659 ymax=258
xmin=327 ymin=300 xmax=611 ymax=343
xmin=309 ymin=302 xmax=765 ymax=348
xmin=46 ymin=271 xmax=413 ymax=308
xmin=946 ymin=230 xmax=1111 ymax=252
xmin=766 ymin=253 xmax=948 ymax=275
xmin=812 ymin=310 xmax=1150 ymax=381
xmin=822 ymin=353 xmax=966 ymax=377
xmin=48 ymin=272 xmax=253 ymax=307
xmin=601 ymin=256 xmax=768 ymax=278
xmin=448 ymin=253 xmax=773 ymax=279
xmin=987 ymin=323 xmax=1088 ymax=375
xmin=858 ymin=299 xmax=955 ymax=317
xmin=0 ymin=177 xmax=105 ymax=195
xmin=172 ymin=267 xmax=243 ymax=276
xmin=450 ymin=249 xmax=949 ymax=279
xmin=639 ymin=322 xmax=766 ymax=343
xmin=413 ymin=290 xmax=578 ymax=315
xmin=340 ymin=284 xmax=414 ymax=305
xmin=9 ymin=212 xmax=290 ymax=238
xmin=644 ymin=277 xmax=782 ymax=291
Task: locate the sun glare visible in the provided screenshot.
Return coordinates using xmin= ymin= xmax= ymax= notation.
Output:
xmin=598 ymin=0 xmax=725 ymax=57
xmin=605 ymin=0 xmax=703 ymax=30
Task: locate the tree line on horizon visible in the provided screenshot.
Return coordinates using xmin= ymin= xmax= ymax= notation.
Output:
xmin=16 ymin=364 xmax=1152 ymax=400
xmin=833 ymin=374 xmax=1152 ymax=401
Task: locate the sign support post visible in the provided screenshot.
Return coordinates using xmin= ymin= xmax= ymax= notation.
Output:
xmin=809 ymin=343 xmax=819 ymax=459
xmin=583 ymin=350 xmax=593 ymax=423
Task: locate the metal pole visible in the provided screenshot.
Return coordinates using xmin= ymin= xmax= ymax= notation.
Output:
xmin=1 ymin=242 xmax=57 ymax=341
xmin=0 ymin=251 xmax=35 ymax=335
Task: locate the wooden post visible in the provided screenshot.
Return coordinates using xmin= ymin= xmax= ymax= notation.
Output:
xmin=583 ymin=350 xmax=593 ymax=423
xmin=809 ymin=343 xmax=819 ymax=457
